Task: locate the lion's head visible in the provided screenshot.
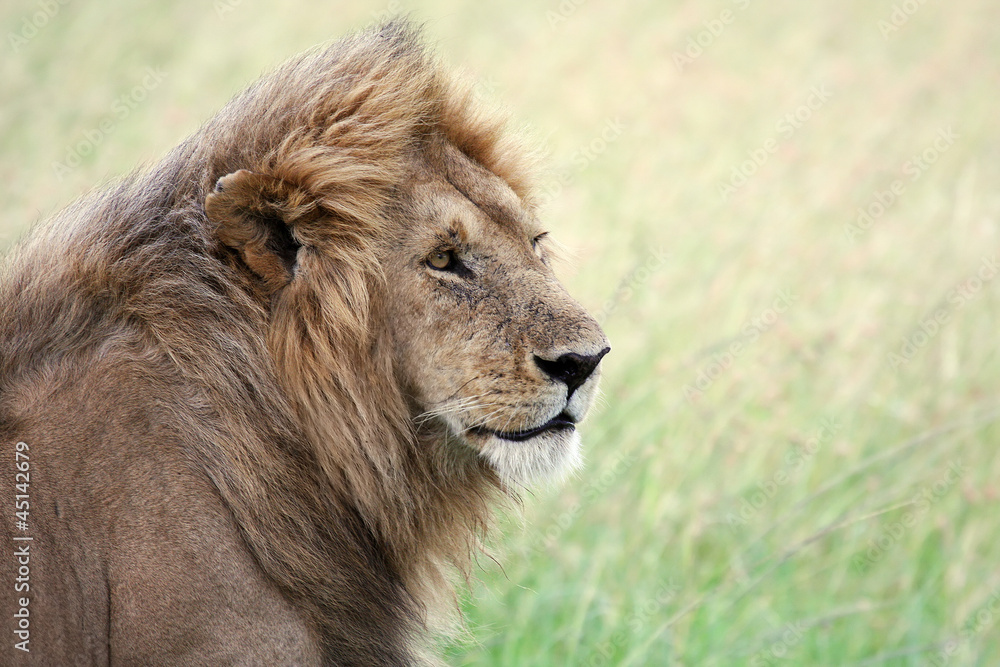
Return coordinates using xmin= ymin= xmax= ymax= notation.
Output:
xmin=202 ymin=26 xmax=608 ymax=491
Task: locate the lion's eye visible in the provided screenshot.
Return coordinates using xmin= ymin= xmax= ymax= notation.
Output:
xmin=427 ymin=250 xmax=455 ymax=271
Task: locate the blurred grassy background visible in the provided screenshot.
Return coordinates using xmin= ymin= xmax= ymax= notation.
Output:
xmin=4 ymin=0 xmax=1000 ymax=664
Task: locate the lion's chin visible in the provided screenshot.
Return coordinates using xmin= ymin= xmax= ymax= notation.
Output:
xmin=472 ymin=426 xmax=583 ymax=488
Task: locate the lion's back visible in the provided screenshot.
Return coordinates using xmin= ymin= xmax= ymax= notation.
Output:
xmin=0 ymin=187 xmax=323 ymax=664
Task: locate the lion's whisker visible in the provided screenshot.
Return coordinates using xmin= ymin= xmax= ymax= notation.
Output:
xmin=413 ymin=395 xmax=502 ymax=426
xmin=462 ymin=406 xmax=509 ymax=430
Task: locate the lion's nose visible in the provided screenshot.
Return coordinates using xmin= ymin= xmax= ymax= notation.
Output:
xmin=534 ymin=346 xmax=610 ymax=398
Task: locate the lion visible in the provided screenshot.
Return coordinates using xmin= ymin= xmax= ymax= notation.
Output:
xmin=0 ymin=22 xmax=608 ymax=665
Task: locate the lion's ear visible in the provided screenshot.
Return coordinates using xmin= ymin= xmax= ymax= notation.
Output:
xmin=205 ymin=169 xmax=305 ymax=293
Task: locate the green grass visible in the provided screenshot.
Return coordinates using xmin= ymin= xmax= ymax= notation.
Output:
xmin=4 ymin=1 xmax=1000 ymax=664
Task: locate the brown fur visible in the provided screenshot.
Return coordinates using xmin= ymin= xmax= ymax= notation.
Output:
xmin=0 ymin=22 xmax=608 ymax=665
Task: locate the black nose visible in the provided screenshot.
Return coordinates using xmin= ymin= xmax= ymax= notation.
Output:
xmin=534 ymin=347 xmax=610 ymax=398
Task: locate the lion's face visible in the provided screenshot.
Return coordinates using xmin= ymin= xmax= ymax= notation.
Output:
xmin=206 ymin=137 xmax=608 ymax=487
xmin=383 ymin=140 xmax=609 ymax=485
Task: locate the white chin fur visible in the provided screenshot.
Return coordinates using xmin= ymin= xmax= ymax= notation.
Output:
xmin=477 ymin=427 xmax=583 ymax=488
xmin=440 ymin=374 xmax=601 ymax=487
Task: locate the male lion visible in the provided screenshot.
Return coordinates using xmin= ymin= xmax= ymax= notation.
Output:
xmin=0 ymin=22 xmax=608 ymax=665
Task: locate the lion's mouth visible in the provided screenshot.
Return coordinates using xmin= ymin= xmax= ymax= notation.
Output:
xmin=470 ymin=411 xmax=576 ymax=442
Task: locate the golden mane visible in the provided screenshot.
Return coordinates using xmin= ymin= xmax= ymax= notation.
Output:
xmin=191 ymin=21 xmax=538 ymax=656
